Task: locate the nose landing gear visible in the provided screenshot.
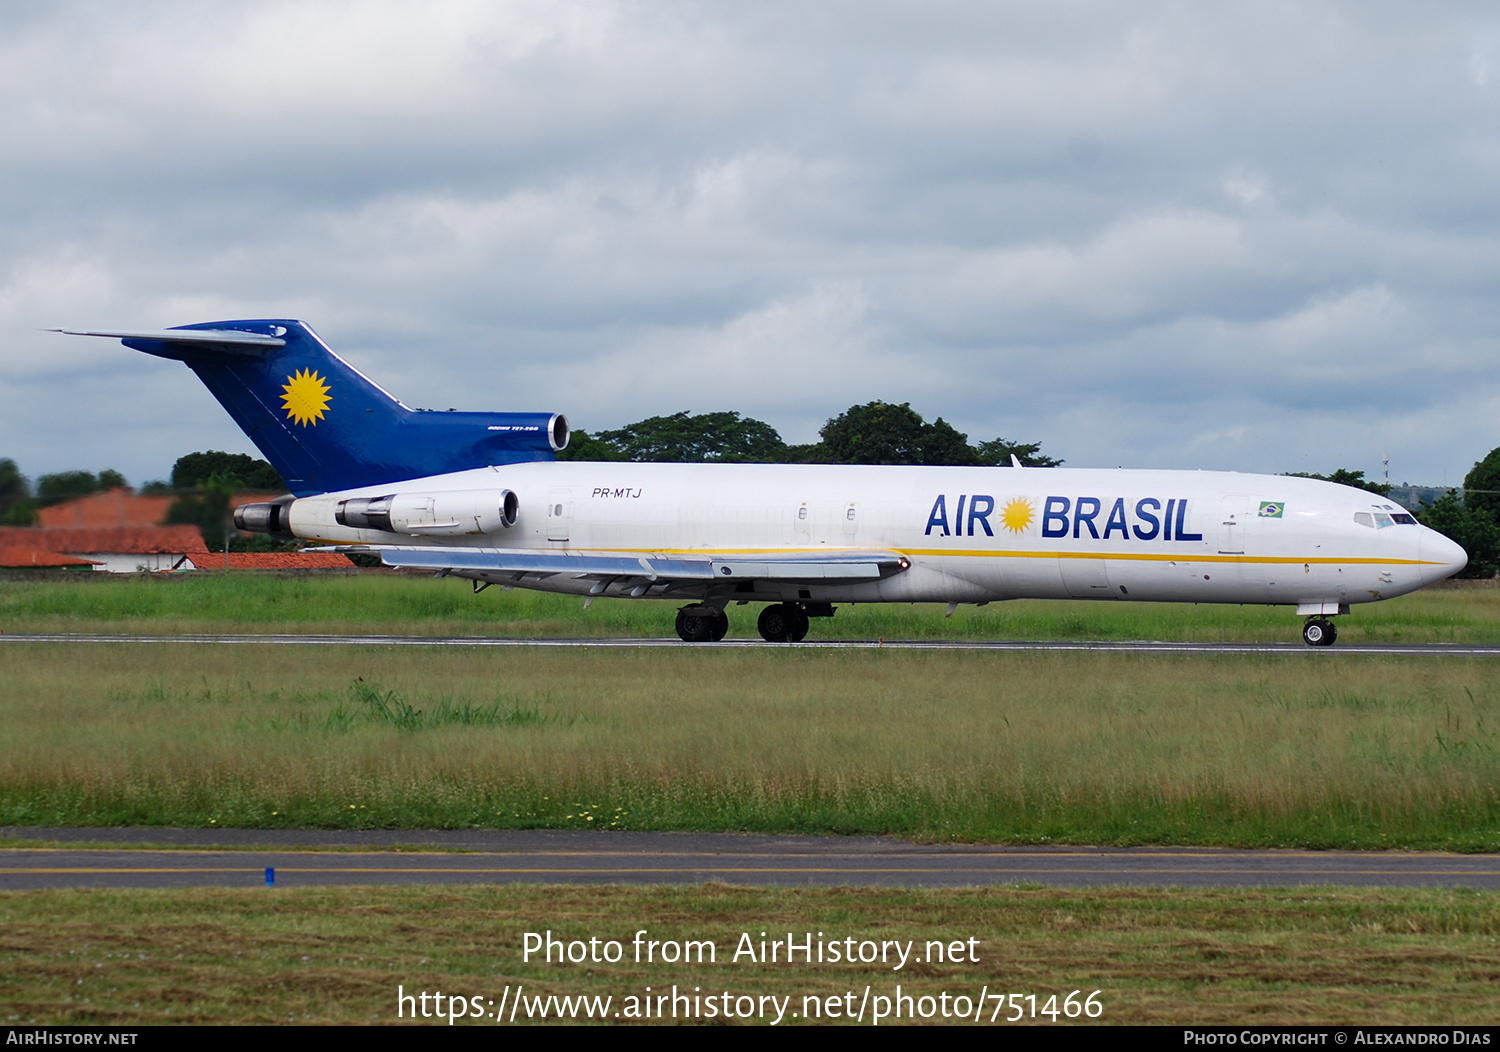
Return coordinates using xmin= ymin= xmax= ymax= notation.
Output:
xmin=1302 ymin=617 xmax=1338 ymax=647
xmin=675 ymin=605 xmax=729 ymax=642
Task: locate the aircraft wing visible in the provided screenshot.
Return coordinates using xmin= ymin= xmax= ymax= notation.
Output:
xmin=318 ymin=545 xmax=909 ymax=585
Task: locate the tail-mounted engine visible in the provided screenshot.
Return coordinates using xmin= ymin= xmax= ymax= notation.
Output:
xmin=334 ymin=490 xmax=519 ymax=537
xmin=232 ymin=495 xmax=297 ymax=540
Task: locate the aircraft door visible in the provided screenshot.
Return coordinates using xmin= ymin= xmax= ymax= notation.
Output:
xmin=793 ymin=502 xmax=810 ymax=544
xmin=547 ymin=489 xmax=573 ymax=543
xmin=1060 ymin=557 xmax=1113 ymax=598
xmin=1218 ymin=495 xmax=1251 ymax=555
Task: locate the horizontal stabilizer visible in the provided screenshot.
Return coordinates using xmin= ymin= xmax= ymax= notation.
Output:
xmin=46 ymin=327 xmax=286 ymax=349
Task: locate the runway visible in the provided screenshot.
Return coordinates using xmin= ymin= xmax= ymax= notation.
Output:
xmin=2 ymin=829 xmax=1498 ymax=890
xmin=3 ymin=632 xmax=1500 ymax=655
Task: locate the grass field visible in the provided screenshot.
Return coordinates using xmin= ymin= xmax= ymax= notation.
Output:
xmin=1 ymin=571 xmax=1497 ymax=642
xmin=3 ymin=884 xmax=1498 ymax=1025
xmin=3 ymin=644 xmax=1500 ymax=848
xmin=4 ymin=576 xmax=1499 ymax=1026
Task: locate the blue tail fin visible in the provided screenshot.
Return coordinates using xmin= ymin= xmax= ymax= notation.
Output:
xmin=114 ymin=320 xmax=566 ymax=496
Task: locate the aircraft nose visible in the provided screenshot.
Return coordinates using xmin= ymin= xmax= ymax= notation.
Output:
xmin=1421 ymin=528 xmax=1468 ymax=580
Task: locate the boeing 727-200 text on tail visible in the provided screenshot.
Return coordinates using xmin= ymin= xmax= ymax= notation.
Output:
xmin=54 ymin=320 xmax=1468 ymax=645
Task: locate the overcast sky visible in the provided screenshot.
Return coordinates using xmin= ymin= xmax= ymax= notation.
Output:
xmin=2 ymin=1 xmax=1498 ymax=486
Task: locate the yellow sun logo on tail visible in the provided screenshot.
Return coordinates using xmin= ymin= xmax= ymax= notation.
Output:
xmin=1001 ymin=498 xmax=1034 ymax=534
xmin=281 ymin=368 xmax=331 ymax=426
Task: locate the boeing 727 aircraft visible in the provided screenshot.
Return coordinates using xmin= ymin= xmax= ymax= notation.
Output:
xmin=55 ymin=319 xmax=1468 ymax=645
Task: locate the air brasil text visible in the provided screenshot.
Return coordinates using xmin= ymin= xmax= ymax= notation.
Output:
xmin=925 ymin=495 xmax=1205 ymax=541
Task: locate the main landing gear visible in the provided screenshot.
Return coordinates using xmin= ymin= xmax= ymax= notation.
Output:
xmin=675 ymin=605 xmax=729 ymax=643
xmin=1302 ymin=617 xmax=1338 ymax=647
xmin=756 ymin=602 xmax=810 ymax=643
xmin=672 ymin=601 xmax=832 ymax=643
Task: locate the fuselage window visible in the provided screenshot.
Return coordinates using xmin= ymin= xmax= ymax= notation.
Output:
xmin=1374 ymin=512 xmax=1394 ymax=528
xmin=1353 ymin=512 xmax=1374 ymax=528
xmin=1391 ymin=513 xmax=1417 ymax=525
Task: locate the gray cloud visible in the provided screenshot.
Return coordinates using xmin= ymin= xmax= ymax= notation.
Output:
xmin=2 ymin=1 xmax=1498 ymax=488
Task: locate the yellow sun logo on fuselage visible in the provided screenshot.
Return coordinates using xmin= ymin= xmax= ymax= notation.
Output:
xmin=1001 ymin=497 xmax=1033 ymax=534
xmin=281 ymin=368 xmax=331 ymax=427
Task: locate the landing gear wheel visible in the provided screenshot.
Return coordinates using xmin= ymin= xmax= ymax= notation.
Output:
xmin=675 ymin=606 xmax=717 ymax=643
xmin=757 ymin=603 xmax=792 ymax=642
xmin=788 ymin=605 xmax=809 ymax=642
xmin=758 ymin=603 xmax=809 ymax=643
xmin=710 ymin=609 xmax=729 ymax=641
xmin=1302 ymin=618 xmax=1337 ymax=647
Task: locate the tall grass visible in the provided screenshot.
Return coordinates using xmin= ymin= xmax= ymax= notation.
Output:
xmin=233 ymin=679 xmax=558 ymax=734
xmin=1 ymin=573 xmax=1498 ymax=642
xmin=8 ymin=885 xmax=1500 ymax=1025
xmin=2 ymin=644 xmax=1499 ymax=847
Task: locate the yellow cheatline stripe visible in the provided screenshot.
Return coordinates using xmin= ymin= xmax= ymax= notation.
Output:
xmin=308 ymin=540 xmax=1442 ymax=568
xmin=899 ymin=548 xmax=1443 ymax=566
xmin=596 ymin=546 xmax=1442 ymax=568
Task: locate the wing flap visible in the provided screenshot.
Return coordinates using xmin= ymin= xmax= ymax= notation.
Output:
xmin=317 ymin=545 xmax=908 ymax=584
xmin=710 ymin=558 xmax=889 ymax=580
xmin=375 ymin=547 xmax=716 ymax=580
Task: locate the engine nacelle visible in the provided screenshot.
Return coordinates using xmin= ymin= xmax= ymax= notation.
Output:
xmin=233 ymin=496 xmax=297 ymax=540
xmin=335 ymin=489 xmax=519 ymax=536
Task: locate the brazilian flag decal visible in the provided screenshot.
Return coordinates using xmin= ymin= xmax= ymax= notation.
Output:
xmin=1258 ymin=501 xmax=1285 ymax=518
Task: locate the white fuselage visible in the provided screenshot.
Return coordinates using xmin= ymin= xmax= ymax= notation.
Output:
xmin=287 ymin=461 xmax=1466 ymax=608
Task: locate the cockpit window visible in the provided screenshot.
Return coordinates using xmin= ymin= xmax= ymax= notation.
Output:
xmin=1357 ymin=508 xmax=1417 ymax=527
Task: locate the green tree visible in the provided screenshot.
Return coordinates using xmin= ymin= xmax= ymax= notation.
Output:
xmin=974 ymin=438 xmax=1063 ymax=467
xmin=0 ymin=458 xmax=29 ymax=505
xmin=165 ymin=469 xmax=239 ymax=552
xmin=0 ymin=459 xmax=37 ymax=524
xmin=779 ymin=442 xmax=826 ymax=463
xmin=1285 ymin=468 xmax=1392 ymax=498
xmin=815 ymin=401 xmax=1054 ymax=467
xmin=918 ymin=418 xmax=981 ymax=466
xmin=555 ymin=404 xmax=1061 ymax=468
xmin=97 ymin=469 xmax=128 ymax=490
xmin=0 ymin=458 xmax=33 ymax=522
xmin=35 ymin=470 xmax=99 ymax=505
xmin=1416 ymin=490 xmax=1499 ymax=579
xmin=817 ymin=401 xmax=926 ymax=464
xmin=593 ymin=411 xmax=788 ymax=463
xmin=1462 ymin=446 xmax=1500 ymax=522
xmin=171 ymin=451 xmax=284 ymax=491
xmin=555 ymin=429 xmax=625 ymax=462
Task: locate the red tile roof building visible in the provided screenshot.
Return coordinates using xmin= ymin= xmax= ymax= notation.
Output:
xmin=0 ymin=546 xmax=101 ymax=569
xmin=36 ymin=488 xmax=173 ymax=529
xmin=200 ymin=552 xmax=357 ymax=570
xmin=0 ymin=525 xmax=209 ymax=572
xmin=7 ymin=490 xmax=346 ymax=572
